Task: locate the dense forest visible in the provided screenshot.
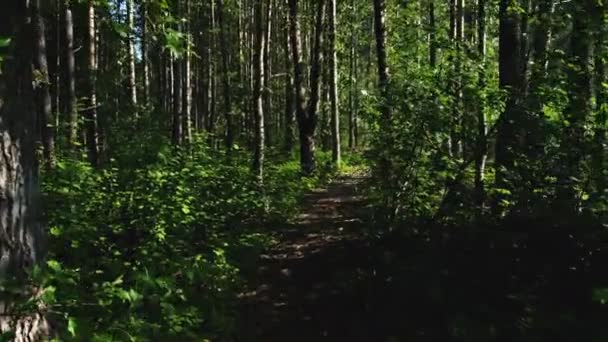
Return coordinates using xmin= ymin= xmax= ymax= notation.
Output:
xmin=1 ymin=0 xmax=608 ymax=340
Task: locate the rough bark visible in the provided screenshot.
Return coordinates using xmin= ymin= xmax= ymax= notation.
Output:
xmin=0 ymin=1 xmax=51 ymax=339
xmin=33 ymin=0 xmax=56 ymax=167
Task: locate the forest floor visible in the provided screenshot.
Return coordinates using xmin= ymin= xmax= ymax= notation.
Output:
xmin=236 ymin=173 xmax=608 ymax=342
xmin=237 ymin=173 xmax=382 ymax=341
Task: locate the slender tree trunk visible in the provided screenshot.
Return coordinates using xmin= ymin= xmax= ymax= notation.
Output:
xmin=0 ymin=2 xmax=51 ymax=338
xmin=593 ymin=2 xmax=607 ymax=195
xmin=253 ymin=0 xmax=265 ymax=181
xmin=172 ymin=56 xmax=184 ymax=145
xmin=263 ymin=0 xmax=273 ymax=146
xmin=474 ymin=0 xmax=487 ymax=219
xmin=141 ymin=0 xmax=150 ymax=109
xmin=328 ymin=0 xmax=340 ymax=165
xmin=288 ymin=0 xmax=317 ymax=174
xmin=216 ymin=0 xmax=235 ymax=150
xmin=85 ymin=1 xmax=99 ymax=165
xmin=126 ymin=0 xmax=137 ymax=109
xmin=183 ymin=0 xmax=193 ymax=143
xmin=428 ymin=0 xmax=436 ymax=67
xmin=373 ymin=0 xmax=392 ymax=184
xmin=284 ymin=10 xmax=295 ymax=154
xmin=64 ymin=2 xmax=78 ymax=149
xmin=33 ymin=0 xmax=56 ymax=167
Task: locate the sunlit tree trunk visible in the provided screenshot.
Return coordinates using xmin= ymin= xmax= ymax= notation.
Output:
xmin=126 ymin=0 xmax=137 ymax=111
xmin=474 ymin=0 xmax=487 ymax=218
xmin=85 ymin=1 xmax=100 ymax=165
xmin=328 ymin=0 xmax=340 ymax=165
xmin=253 ymin=0 xmax=265 ymax=181
xmin=283 ymin=8 xmax=296 ymax=154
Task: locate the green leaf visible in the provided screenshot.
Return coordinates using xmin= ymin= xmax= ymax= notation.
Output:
xmin=67 ymin=317 xmax=77 ymax=337
xmin=0 ymin=37 xmax=10 ymax=48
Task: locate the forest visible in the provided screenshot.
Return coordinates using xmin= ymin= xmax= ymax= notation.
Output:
xmin=1 ymin=0 xmax=608 ymax=340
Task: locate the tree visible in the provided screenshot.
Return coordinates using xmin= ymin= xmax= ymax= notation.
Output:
xmin=328 ymin=0 xmax=340 ymax=165
xmin=253 ymin=0 xmax=265 ymax=181
xmin=0 ymin=1 xmax=50 ymax=338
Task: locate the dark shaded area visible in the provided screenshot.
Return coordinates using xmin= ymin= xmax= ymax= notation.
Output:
xmin=237 ymin=176 xmax=608 ymax=341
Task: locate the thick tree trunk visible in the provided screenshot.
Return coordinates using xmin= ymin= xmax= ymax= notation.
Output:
xmin=328 ymin=0 xmax=340 ymax=165
xmin=253 ymin=0 xmax=265 ymax=181
xmin=494 ymin=0 xmax=523 ymax=199
xmin=0 ymin=1 xmax=51 ymax=339
xmin=557 ymin=0 xmax=595 ymax=212
xmin=288 ymin=0 xmax=312 ymax=174
xmin=33 ymin=0 xmax=56 ymax=167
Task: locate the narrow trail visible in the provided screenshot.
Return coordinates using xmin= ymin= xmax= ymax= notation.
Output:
xmin=237 ymin=174 xmax=377 ymax=341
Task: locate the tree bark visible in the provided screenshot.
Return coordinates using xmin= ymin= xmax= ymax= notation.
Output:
xmin=183 ymin=0 xmax=193 ymax=143
xmin=0 ymin=1 xmax=51 ymax=338
xmin=33 ymin=0 xmax=56 ymax=167
xmin=328 ymin=0 xmax=340 ymax=165
xmin=126 ymin=0 xmax=137 ymax=109
xmin=474 ymin=0 xmax=487 ymax=218
xmin=283 ymin=7 xmax=295 ymax=154
xmin=216 ymin=0 xmax=235 ymax=150
xmin=63 ymin=2 xmax=78 ymax=149
xmin=85 ymin=1 xmax=99 ymax=166
xmin=253 ymin=0 xmax=265 ymax=181
xmin=494 ymin=0 xmax=523 ymax=199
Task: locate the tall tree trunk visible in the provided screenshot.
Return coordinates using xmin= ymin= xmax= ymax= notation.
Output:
xmin=172 ymin=56 xmax=184 ymax=145
xmin=253 ymin=0 xmax=265 ymax=181
xmin=126 ymin=0 xmax=137 ymax=109
xmin=288 ymin=0 xmax=309 ymax=173
xmin=301 ymin=0 xmax=326 ymax=174
xmin=183 ymin=0 xmax=193 ymax=143
xmin=593 ymin=2 xmax=607 ymax=195
xmin=33 ymin=0 xmax=56 ymax=167
xmin=494 ymin=0 xmax=523 ymax=202
xmin=474 ymin=0 xmax=487 ymax=218
xmin=216 ymin=0 xmax=235 ymax=150
xmin=141 ymin=0 xmax=151 ymax=109
xmin=64 ymin=1 xmax=78 ymax=149
xmin=85 ymin=1 xmax=99 ymax=166
xmin=328 ymin=0 xmax=340 ymax=165
xmin=283 ymin=9 xmax=295 ymax=154
xmin=0 ymin=1 xmax=50 ymax=338
xmin=557 ymin=0 xmax=595 ymax=213
xmin=428 ymin=0 xmax=436 ymax=67
xmin=373 ymin=0 xmax=392 ymax=184
xmin=263 ymin=0 xmax=273 ymax=146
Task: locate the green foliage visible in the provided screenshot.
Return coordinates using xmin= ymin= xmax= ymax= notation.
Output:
xmin=24 ymin=137 xmax=329 ymax=340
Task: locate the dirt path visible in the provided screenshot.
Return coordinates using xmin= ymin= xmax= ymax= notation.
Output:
xmin=237 ymin=174 xmax=376 ymax=341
